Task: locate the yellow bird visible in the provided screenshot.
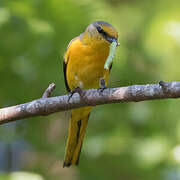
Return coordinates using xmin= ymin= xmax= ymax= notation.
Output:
xmin=63 ymin=21 xmax=118 ymax=167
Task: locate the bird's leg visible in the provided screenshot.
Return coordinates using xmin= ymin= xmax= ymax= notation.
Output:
xmin=68 ymin=87 xmax=85 ymax=102
xmin=98 ymin=78 xmax=107 ymax=95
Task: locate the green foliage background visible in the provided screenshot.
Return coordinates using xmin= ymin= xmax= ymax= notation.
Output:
xmin=0 ymin=0 xmax=180 ymax=179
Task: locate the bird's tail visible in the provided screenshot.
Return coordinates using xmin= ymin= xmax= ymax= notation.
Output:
xmin=63 ymin=107 xmax=92 ymax=167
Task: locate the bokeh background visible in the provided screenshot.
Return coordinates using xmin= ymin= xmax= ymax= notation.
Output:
xmin=0 ymin=0 xmax=180 ymax=179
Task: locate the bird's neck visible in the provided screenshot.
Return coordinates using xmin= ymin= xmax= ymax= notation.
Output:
xmin=80 ymin=32 xmax=110 ymax=51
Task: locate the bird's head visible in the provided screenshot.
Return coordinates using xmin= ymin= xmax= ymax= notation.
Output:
xmin=83 ymin=21 xmax=119 ymax=47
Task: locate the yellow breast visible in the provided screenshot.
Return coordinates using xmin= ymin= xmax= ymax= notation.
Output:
xmin=65 ymin=37 xmax=111 ymax=90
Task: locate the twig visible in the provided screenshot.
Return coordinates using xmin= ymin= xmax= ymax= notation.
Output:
xmin=0 ymin=81 xmax=180 ymax=125
xmin=42 ymin=83 xmax=56 ymax=98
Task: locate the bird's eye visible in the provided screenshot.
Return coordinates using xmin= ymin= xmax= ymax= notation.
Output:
xmin=97 ymin=26 xmax=106 ymax=35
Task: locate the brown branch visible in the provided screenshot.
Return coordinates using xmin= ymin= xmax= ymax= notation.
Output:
xmin=42 ymin=83 xmax=56 ymax=98
xmin=0 ymin=81 xmax=180 ymax=125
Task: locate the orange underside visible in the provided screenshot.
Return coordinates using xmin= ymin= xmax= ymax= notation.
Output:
xmin=65 ymin=37 xmax=111 ymax=90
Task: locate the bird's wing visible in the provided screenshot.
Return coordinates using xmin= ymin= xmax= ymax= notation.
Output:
xmin=63 ymin=37 xmax=79 ymax=92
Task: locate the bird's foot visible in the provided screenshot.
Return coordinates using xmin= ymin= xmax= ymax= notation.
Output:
xmin=159 ymin=80 xmax=169 ymax=93
xmin=68 ymin=87 xmax=85 ymax=102
xmin=98 ymin=78 xmax=107 ymax=95
xmin=159 ymin=80 xmax=166 ymax=88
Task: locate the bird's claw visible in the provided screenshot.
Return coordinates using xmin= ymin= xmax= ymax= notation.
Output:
xmin=98 ymin=87 xmax=107 ymax=95
xmin=98 ymin=78 xmax=107 ymax=95
xmin=68 ymin=87 xmax=85 ymax=102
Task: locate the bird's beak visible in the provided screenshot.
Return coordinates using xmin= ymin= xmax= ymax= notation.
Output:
xmin=113 ymin=38 xmax=120 ymax=47
xmin=106 ymin=36 xmax=120 ymax=46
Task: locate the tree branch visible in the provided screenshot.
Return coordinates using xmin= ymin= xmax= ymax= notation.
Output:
xmin=42 ymin=83 xmax=56 ymax=98
xmin=0 ymin=81 xmax=180 ymax=125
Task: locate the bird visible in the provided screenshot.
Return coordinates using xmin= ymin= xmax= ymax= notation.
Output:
xmin=63 ymin=21 xmax=118 ymax=167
